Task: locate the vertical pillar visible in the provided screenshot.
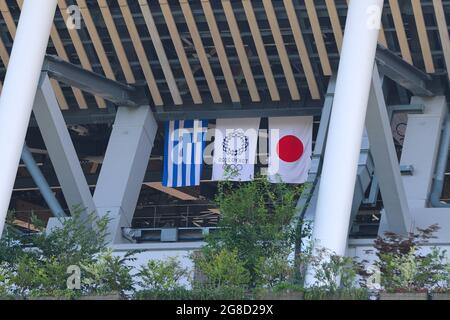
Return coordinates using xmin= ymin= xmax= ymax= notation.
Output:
xmin=0 ymin=0 xmax=58 ymax=236
xmin=93 ymin=106 xmax=157 ymax=244
xmin=311 ymin=0 xmax=384 ymax=256
xmin=400 ymin=96 xmax=447 ymax=209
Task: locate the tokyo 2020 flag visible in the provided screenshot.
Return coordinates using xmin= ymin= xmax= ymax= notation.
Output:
xmin=212 ymin=118 xmax=260 ymax=181
xmin=268 ymin=116 xmax=313 ymax=184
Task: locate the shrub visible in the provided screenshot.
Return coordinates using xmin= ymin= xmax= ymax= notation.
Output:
xmin=12 ymin=256 xmax=80 ymax=299
xmin=370 ymin=224 xmax=450 ymax=293
xmin=254 ymin=249 xmax=294 ymax=288
xmin=135 ymin=287 xmax=191 ymax=300
xmin=0 ymin=263 xmax=13 ymax=299
xmin=304 ymin=287 xmax=368 ymax=300
xmin=0 ymin=209 xmax=136 ymax=299
xmin=193 ymin=249 xmax=250 ymax=289
xmin=137 ymin=257 xmax=188 ymax=292
xmin=135 ymin=285 xmax=248 ymax=301
xmin=308 ymin=247 xmax=361 ymax=293
xmin=205 ymin=177 xmax=303 ymax=287
xmin=81 ymin=250 xmax=136 ymax=298
xmin=29 ymin=209 xmax=109 ymax=264
xmin=189 ymin=285 xmax=248 ymax=300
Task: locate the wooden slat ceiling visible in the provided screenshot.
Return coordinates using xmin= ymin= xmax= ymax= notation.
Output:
xmin=0 ymin=0 xmax=448 ymax=111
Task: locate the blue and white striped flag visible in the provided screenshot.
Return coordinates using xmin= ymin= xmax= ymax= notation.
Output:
xmin=163 ymin=120 xmax=208 ymax=187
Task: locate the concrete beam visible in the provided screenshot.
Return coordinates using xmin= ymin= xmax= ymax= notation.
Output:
xmin=155 ymin=101 xmax=322 ymax=121
xmin=33 ymin=74 xmax=96 ymax=218
xmin=93 ymin=105 xmax=157 ymax=244
xmin=366 ymin=67 xmax=411 ymax=234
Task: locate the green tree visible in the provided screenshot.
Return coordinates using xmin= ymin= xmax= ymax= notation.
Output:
xmin=0 ymin=209 xmax=137 ymax=299
xmin=254 ymin=248 xmax=294 ymax=288
xmin=137 ymin=257 xmax=188 ymax=292
xmin=371 ymin=225 xmax=450 ymax=292
xmin=308 ymin=247 xmax=361 ymax=293
xmin=81 ymin=250 xmax=136 ymax=298
xmin=200 ymin=177 xmax=304 ymax=287
xmin=191 ymin=249 xmax=250 ymax=300
xmin=193 ymin=249 xmax=250 ymax=288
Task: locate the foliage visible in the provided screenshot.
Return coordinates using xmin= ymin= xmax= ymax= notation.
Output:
xmin=370 ymin=225 xmax=450 ymax=293
xmin=203 ymin=177 xmax=303 ymax=287
xmin=135 ymin=285 xmax=249 ymax=300
xmin=253 ymin=281 xmax=305 ymax=300
xmin=308 ymin=247 xmax=361 ymax=293
xmin=254 ymin=248 xmax=295 ymax=288
xmin=304 ymin=287 xmax=368 ymax=300
xmin=81 ymin=250 xmax=137 ymax=298
xmin=135 ymin=286 xmax=191 ymax=300
xmin=0 ymin=263 xmax=13 ymax=299
xmin=28 ymin=209 xmax=109 ymax=264
xmin=0 ymin=209 xmax=137 ymax=299
xmin=189 ymin=285 xmax=248 ymax=300
xmin=137 ymin=257 xmax=188 ymax=292
xmin=271 ymin=281 xmax=305 ymax=293
xmin=9 ymin=255 xmax=81 ymax=299
xmin=192 ymin=249 xmax=250 ymax=289
xmin=416 ymin=247 xmax=450 ymax=291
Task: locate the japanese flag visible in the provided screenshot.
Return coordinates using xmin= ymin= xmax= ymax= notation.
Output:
xmin=268 ymin=116 xmax=313 ymax=184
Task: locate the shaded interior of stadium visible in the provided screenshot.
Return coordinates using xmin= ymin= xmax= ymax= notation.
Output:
xmin=1 ymin=0 xmax=449 ymax=240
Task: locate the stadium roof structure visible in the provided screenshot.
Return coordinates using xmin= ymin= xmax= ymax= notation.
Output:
xmin=0 ymin=0 xmax=449 ymax=250
xmin=0 ymin=0 xmax=448 ymax=119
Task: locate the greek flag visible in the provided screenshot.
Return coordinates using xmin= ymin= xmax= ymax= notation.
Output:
xmin=163 ymin=120 xmax=208 ymax=187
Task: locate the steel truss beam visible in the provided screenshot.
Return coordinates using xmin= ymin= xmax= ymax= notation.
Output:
xmin=40 ymin=47 xmax=438 ymax=122
xmin=42 ymin=55 xmax=146 ymax=107
xmin=375 ymin=45 xmax=438 ymax=97
xmin=155 ymin=101 xmax=322 ymax=121
xmin=29 ymin=108 xmax=117 ymax=126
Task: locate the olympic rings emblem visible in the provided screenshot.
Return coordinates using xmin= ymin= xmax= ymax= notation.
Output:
xmin=223 ymin=164 xmax=243 ymax=172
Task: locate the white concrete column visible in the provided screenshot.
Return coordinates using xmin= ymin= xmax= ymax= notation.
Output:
xmin=311 ymin=0 xmax=384 ymax=256
xmin=0 ymin=0 xmax=57 ymax=236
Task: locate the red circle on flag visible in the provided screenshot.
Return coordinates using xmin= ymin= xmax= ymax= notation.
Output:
xmin=277 ymin=135 xmax=304 ymax=163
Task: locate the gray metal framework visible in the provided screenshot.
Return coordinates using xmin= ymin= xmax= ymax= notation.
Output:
xmin=42 ymin=55 xmax=146 ymax=107
xmin=375 ymin=46 xmax=439 ymax=97
xmin=38 ymin=46 xmax=441 ymax=122
xmin=0 ymin=0 xmax=447 ymax=115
